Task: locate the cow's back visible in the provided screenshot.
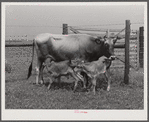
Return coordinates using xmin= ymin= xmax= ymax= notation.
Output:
xmin=34 ymin=33 xmax=97 ymax=62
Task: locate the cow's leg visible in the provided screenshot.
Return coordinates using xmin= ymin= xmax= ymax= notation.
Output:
xmin=41 ymin=57 xmax=52 ymax=84
xmin=48 ymin=77 xmax=53 ymax=90
xmin=39 ymin=64 xmax=45 ymax=84
xmin=35 ymin=58 xmax=43 ymax=85
xmin=104 ymin=68 xmax=111 ymax=91
xmin=38 ymin=60 xmax=45 ymax=84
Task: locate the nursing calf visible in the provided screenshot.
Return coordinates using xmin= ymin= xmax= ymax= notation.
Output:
xmin=73 ymin=56 xmax=113 ymax=95
xmin=44 ymin=59 xmax=84 ymax=92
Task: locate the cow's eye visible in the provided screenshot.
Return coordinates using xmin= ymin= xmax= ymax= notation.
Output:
xmin=95 ymin=39 xmax=101 ymax=44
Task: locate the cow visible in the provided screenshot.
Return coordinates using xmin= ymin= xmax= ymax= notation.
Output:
xmin=43 ymin=58 xmax=84 ymax=92
xmin=27 ymin=33 xmax=117 ymax=86
xmin=72 ymin=56 xmax=113 ymax=95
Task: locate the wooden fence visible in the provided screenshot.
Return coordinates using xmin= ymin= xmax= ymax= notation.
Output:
xmin=62 ymin=20 xmax=144 ymax=84
xmin=64 ymin=23 xmax=140 ymax=70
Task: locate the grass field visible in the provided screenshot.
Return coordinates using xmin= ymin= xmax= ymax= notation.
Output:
xmin=5 ymin=47 xmax=144 ymax=109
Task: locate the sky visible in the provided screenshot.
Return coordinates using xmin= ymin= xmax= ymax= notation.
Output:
xmin=5 ymin=3 xmax=145 ymax=40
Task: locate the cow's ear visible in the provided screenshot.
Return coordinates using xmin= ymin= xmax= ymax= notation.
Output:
xmin=113 ymin=36 xmax=118 ymax=44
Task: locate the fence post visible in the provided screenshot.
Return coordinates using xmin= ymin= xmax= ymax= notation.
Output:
xmin=136 ymin=30 xmax=140 ymax=69
xmin=62 ymin=24 xmax=68 ymax=35
xmin=139 ymin=27 xmax=144 ymax=68
xmin=124 ymin=20 xmax=130 ymax=84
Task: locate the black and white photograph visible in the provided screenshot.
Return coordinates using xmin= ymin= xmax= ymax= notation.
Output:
xmin=2 ymin=2 xmax=148 ymax=121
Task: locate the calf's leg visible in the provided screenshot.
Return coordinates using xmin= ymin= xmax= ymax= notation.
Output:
xmin=47 ymin=77 xmax=53 ymax=90
xmin=75 ymin=71 xmax=87 ymax=89
xmin=91 ymin=78 xmax=96 ymax=95
xmin=104 ymin=68 xmax=111 ymax=91
xmin=82 ymin=73 xmax=87 ymax=88
xmin=69 ymin=70 xmax=81 ymax=92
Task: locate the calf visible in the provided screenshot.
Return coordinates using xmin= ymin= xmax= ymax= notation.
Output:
xmin=73 ymin=56 xmax=113 ymax=95
xmin=44 ymin=59 xmax=84 ymax=92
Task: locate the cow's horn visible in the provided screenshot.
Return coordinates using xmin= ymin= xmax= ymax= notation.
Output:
xmin=104 ymin=35 xmax=107 ymax=38
xmin=113 ymin=36 xmax=118 ymax=43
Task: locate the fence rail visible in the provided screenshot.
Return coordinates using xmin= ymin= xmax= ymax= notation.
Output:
xmin=5 ymin=44 xmax=33 ymax=47
xmin=70 ymin=28 xmax=124 ymax=32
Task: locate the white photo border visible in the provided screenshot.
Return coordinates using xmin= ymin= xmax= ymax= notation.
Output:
xmin=2 ymin=2 xmax=148 ymax=121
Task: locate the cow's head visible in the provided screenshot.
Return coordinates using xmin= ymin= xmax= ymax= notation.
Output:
xmin=102 ymin=36 xmax=118 ymax=60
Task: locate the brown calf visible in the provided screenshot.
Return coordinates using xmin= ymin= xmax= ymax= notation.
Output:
xmin=44 ymin=59 xmax=84 ymax=92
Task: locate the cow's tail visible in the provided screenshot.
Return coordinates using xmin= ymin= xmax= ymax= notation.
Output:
xmin=27 ymin=39 xmax=35 ymax=79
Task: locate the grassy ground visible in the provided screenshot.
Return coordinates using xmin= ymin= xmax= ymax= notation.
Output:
xmin=5 ymin=68 xmax=144 ymax=109
xmin=5 ymin=47 xmax=144 ymax=109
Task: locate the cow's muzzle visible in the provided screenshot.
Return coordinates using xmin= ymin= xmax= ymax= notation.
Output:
xmin=109 ymin=55 xmax=116 ymax=60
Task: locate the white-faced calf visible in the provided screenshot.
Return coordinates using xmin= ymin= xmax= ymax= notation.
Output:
xmin=73 ymin=56 xmax=113 ymax=95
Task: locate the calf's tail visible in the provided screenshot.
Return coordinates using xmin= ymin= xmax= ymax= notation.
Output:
xmin=27 ymin=39 xmax=35 ymax=79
